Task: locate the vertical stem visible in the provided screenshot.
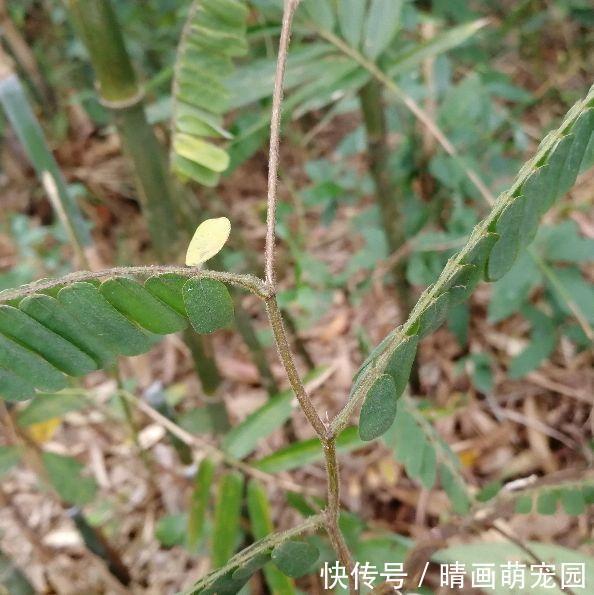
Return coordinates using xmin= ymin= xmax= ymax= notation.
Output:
xmin=359 ymin=79 xmax=402 ymax=254
xmin=66 ymin=0 xmax=179 ymax=259
xmin=358 ymin=79 xmax=410 ymax=312
xmin=183 ymin=329 xmax=222 ymax=395
xmin=111 ymin=102 xmax=180 ymax=258
xmin=264 ymin=0 xmax=300 ymax=286
xmin=264 ymin=296 xmax=326 ymax=438
xmin=324 ymin=439 xmax=356 ymax=593
xmin=265 ymin=296 xmax=357 ymax=592
xmin=234 ymin=302 xmax=280 ymax=395
xmin=261 ymin=1 xmax=356 ymax=588
xmin=359 ymin=79 xmax=419 ymax=391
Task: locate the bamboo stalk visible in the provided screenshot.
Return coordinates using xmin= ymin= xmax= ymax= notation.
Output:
xmin=359 ymin=79 xmax=412 ymax=319
xmin=66 ymin=0 xmax=179 ymax=259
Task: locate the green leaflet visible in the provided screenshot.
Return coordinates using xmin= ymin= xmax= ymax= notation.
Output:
xmin=253 ymin=427 xmax=365 ymax=474
xmin=100 ymin=277 xmax=187 ymax=334
xmin=336 ymin=0 xmax=366 ymax=49
xmin=231 ymin=552 xmax=271 ymax=581
xmin=536 ymin=490 xmax=558 ymax=515
xmin=19 ymin=294 xmax=116 ymax=368
xmin=0 ymin=305 xmax=97 ymax=377
xmin=302 ymin=0 xmax=335 ymax=31
xmin=0 ymin=367 xmax=36 ymax=402
xmin=362 ymin=0 xmax=404 ymax=60
xmin=271 ymin=540 xmax=319 ymax=578
xmin=515 ymin=495 xmax=533 ymax=514
xmin=17 ymin=393 xmax=87 ymax=427
xmin=383 ymin=402 xmax=469 ymax=510
xmin=144 ymin=273 xmax=187 ymax=315
xmin=0 ymin=445 xmax=21 ymax=478
xmin=212 ymin=471 xmax=244 ymax=568
xmin=0 ymin=334 xmax=66 ymax=394
xmin=349 ymin=86 xmax=594 ymax=436
xmin=198 ymin=571 xmax=249 ymax=595
xmin=173 ymin=134 xmax=230 ymax=173
xmin=514 ymin=483 xmax=594 ymax=516
xmin=359 ymin=374 xmax=398 ymax=441
xmin=183 ymin=278 xmax=234 ymax=334
xmin=508 ymin=307 xmax=556 ymax=378
xmin=188 ymin=458 xmax=215 ymax=550
xmin=222 ymin=391 xmax=293 ymax=459
xmin=560 ymin=489 xmax=586 ymax=515
xmin=58 ymin=282 xmax=155 ymax=357
xmin=42 ymin=452 xmax=97 ymax=506
xmin=170 ymin=0 xmax=247 ymax=185
xmin=0 ymin=273 xmax=240 ymax=401
xmin=247 ymin=480 xmax=296 ymax=594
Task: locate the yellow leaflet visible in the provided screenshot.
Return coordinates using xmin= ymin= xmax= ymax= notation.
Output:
xmin=185 ymin=217 xmax=231 ymax=266
xmin=27 ymin=418 xmax=61 ymax=443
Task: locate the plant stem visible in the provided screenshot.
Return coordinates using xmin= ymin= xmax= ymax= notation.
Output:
xmin=183 ymin=329 xmax=222 ymax=395
xmin=66 ymin=0 xmax=226 ymax=393
xmin=359 ymin=79 xmax=402 ymax=254
xmin=261 ymin=1 xmax=356 ymax=587
xmin=234 ymin=303 xmax=280 ymax=395
xmin=264 ymin=0 xmax=301 ymax=286
xmin=358 ymin=78 xmax=410 ymax=311
xmin=0 ymin=266 xmax=270 ymax=303
xmin=110 ymin=102 xmax=181 ymax=257
xmin=323 ymin=439 xmax=356 ymax=593
xmin=264 ymin=296 xmax=327 ymax=438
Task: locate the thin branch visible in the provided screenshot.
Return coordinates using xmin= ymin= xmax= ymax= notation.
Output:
xmin=121 ymin=390 xmax=324 ymax=498
xmin=259 ymin=3 xmax=357 ymax=586
xmin=0 ymin=265 xmax=270 ymax=302
xmin=323 ymin=440 xmax=356 ymax=591
xmin=264 ymin=296 xmax=327 ymax=438
xmin=264 ymin=0 xmax=301 ymax=287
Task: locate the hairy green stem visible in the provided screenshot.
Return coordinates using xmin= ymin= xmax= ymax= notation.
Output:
xmin=261 ymin=0 xmax=356 ymax=585
xmin=0 ymin=266 xmax=269 ymax=303
xmin=265 ymin=296 xmax=357 ymax=589
xmin=264 ymin=296 xmax=327 ymax=437
xmin=331 ymin=82 xmax=594 ymax=436
xmin=323 ymin=439 xmax=357 ymax=593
